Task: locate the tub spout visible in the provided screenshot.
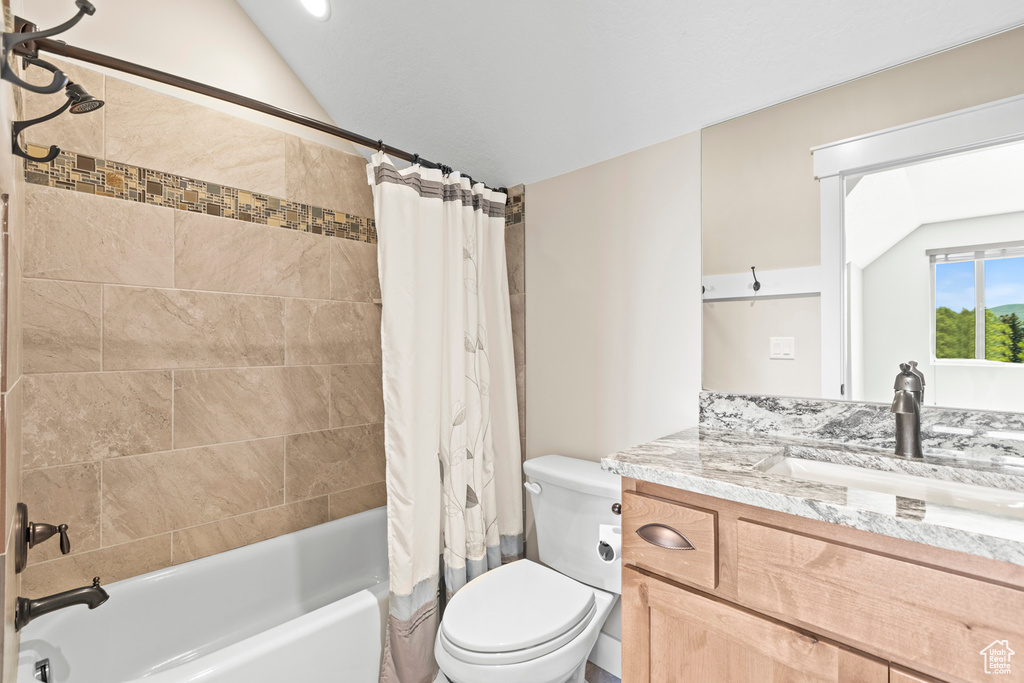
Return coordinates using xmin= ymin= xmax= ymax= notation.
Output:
xmin=16 ymin=576 xmax=109 ymax=631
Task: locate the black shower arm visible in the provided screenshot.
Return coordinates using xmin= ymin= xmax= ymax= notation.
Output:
xmin=11 ymin=95 xmax=74 ymax=163
xmin=1 ymin=0 xmax=96 ymax=94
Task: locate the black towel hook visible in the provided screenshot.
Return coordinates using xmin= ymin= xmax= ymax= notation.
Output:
xmin=411 ymin=153 xmax=419 ymax=166
xmin=1 ymin=1 xmax=96 ymax=94
xmin=751 ymin=266 xmax=761 ymax=292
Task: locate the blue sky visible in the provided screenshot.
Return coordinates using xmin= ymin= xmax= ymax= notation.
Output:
xmin=985 ymin=256 xmax=1024 ymax=308
xmin=936 ymin=261 xmax=975 ymax=311
xmin=936 ymin=256 xmax=1024 ymax=311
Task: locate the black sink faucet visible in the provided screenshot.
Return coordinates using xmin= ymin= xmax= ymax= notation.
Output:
xmin=16 ymin=577 xmax=109 ymax=631
xmin=891 ymin=361 xmax=925 ymax=458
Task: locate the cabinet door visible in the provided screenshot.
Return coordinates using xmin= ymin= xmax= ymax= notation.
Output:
xmin=622 ymin=568 xmax=887 ymax=683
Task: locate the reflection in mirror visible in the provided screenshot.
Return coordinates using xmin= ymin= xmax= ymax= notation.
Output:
xmin=844 ymin=141 xmax=1024 ymax=412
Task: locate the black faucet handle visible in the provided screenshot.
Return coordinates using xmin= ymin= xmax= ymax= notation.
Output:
xmin=92 ymin=576 xmax=101 ymax=587
xmin=27 ymin=521 xmax=71 ymax=555
xmin=59 ymin=525 xmax=71 ymax=555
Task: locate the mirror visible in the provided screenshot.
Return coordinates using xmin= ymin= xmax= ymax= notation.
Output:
xmin=844 ymin=140 xmax=1024 ymax=412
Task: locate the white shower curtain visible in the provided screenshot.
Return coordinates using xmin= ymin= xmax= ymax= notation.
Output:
xmin=368 ymin=153 xmax=524 ymax=683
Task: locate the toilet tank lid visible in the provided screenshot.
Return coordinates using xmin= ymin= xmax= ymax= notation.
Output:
xmin=523 ymin=455 xmax=620 ymax=498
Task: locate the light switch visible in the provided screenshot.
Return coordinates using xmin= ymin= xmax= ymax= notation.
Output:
xmin=770 ymin=337 xmax=795 ymax=360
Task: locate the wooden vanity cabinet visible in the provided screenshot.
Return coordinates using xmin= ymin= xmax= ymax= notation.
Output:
xmin=620 ymin=478 xmax=1024 ymax=683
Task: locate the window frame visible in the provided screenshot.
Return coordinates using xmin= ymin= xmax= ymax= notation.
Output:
xmin=929 ymin=240 xmax=1024 ymax=364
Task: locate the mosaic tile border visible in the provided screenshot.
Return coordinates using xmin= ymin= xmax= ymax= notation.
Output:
xmin=506 ymin=185 xmax=524 ymax=226
xmin=25 ymin=148 xmax=378 ymax=243
xmin=27 ymin=149 xmax=522 ymax=238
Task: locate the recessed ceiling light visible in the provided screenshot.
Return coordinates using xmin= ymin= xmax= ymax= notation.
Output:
xmin=300 ymin=0 xmax=330 ymax=20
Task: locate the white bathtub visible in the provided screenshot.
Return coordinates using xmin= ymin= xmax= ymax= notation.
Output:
xmin=17 ymin=506 xmax=389 ymax=683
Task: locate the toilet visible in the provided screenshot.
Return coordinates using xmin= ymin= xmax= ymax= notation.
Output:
xmin=434 ymin=455 xmax=621 ymax=683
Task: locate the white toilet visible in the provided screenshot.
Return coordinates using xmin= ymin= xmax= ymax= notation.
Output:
xmin=434 ymin=455 xmax=621 ymax=683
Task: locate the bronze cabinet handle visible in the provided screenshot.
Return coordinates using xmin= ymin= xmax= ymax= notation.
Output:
xmin=636 ymin=523 xmax=695 ymax=550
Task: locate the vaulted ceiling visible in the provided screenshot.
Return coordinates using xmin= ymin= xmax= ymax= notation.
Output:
xmin=238 ymin=1 xmax=1024 ymax=187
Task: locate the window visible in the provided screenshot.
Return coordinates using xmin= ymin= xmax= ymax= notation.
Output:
xmin=932 ymin=242 xmax=1024 ymax=363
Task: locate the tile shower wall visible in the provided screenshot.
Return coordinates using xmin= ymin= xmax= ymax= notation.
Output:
xmin=18 ymin=62 xmax=388 ymax=596
xmin=506 ymin=186 xmax=526 ymax=476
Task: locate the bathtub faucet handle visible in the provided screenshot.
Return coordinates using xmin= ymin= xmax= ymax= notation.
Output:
xmin=28 ymin=521 xmax=71 ymax=555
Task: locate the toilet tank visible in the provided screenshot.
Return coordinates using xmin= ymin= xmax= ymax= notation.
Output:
xmin=523 ymin=455 xmax=622 ymax=594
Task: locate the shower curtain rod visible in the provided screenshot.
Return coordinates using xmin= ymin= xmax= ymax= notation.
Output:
xmin=29 ymin=36 xmax=507 ymax=195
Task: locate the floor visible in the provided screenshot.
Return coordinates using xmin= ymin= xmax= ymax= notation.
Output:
xmin=585 ymin=661 xmax=622 ymax=683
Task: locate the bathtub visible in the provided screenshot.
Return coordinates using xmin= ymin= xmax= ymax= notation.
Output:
xmin=17 ymin=506 xmax=389 ymax=683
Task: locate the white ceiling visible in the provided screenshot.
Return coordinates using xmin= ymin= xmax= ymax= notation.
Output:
xmin=237 ymin=1 xmax=1024 ymax=187
xmin=846 ymin=140 xmax=1024 ymax=268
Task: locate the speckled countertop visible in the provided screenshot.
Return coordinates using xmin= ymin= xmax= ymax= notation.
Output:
xmin=602 ymin=426 xmax=1024 ymax=566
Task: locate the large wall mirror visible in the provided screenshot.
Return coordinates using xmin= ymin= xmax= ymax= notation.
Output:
xmin=816 ymin=95 xmax=1024 ymax=412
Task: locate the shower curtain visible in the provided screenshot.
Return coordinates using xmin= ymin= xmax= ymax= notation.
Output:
xmin=368 ymin=152 xmax=524 ymax=683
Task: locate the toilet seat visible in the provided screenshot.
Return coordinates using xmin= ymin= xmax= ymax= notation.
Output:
xmin=439 ymin=560 xmax=597 ymax=666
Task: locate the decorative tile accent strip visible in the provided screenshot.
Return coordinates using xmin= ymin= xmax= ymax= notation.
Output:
xmin=505 ymin=184 xmax=524 ymax=226
xmin=24 ymin=148 xmax=377 ymax=243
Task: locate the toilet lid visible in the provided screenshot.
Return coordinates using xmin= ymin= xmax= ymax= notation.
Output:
xmin=440 ymin=560 xmax=596 ymax=654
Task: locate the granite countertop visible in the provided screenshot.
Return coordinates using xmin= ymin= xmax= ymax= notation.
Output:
xmin=602 ymin=427 xmax=1024 ymax=566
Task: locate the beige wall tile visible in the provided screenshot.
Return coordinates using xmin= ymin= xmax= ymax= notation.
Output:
xmin=328 ymin=481 xmax=386 ymax=521
xmin=22 ymin=57 xmax=104 ymax=159
xmin=22 ymin=534 xmax=171 ymax=596
xmin=3 ymin=383 xmax=22 ymax=553
xmin=329 ymin=364 xmax=383 ymax=428
xmin=104 ymin=79 xmax=287 ymax=197
xmin=175 ymin=212 xmax=330 ymax=298
xmin=23 ymin=463 xmax=101 ymax=564
xmin=174 ymin=366 xmax=329 ymax=448
xmin=23 ymin=279 xmax=101 ymax=373
xmin=510 ymin=293 xmax=525 ymax=367
xmin=516 ymin=364 xmax=526 ymax=438
xmin=505 ymin=223 xmax=525 ymax=296
xmin=285 ymin=423 xmax=384 ymax=502
xmin=25 ymin=185 xmax=174 ymax=286
xmin=172 ymin=498 xmax=328 ymax=565
xmin=23 ymin=371 xmax=171 ymax=469
xmin=103 ymin=286 xmax=285 ymax=370
xmin=285 ymin=299 xmax=380 ymax=366
xmin=284 ymin=137 xmax=373 ymax=218
xmin=102 ymin=438 xmax=285 ymax=545
xmin=4 ymin=235 xmax=21 ymax=392
xmin=330 ymin=238 xmax=380 ymax=302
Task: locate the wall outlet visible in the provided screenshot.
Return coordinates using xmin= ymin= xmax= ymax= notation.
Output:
xmin=770 ymin=337 xmax=795 ymax=360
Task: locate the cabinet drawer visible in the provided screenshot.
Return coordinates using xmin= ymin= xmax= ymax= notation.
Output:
xmin=736 ymin=520 xmax=1024 ymax=683
xmin=622 ymin=491 xmax=717 ymax=590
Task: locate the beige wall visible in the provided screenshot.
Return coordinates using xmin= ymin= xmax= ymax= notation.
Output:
xmin=701 ymin=26 xmax=1024 ymax=397
xmin=526 ymin=130 xmax=702 ymax=464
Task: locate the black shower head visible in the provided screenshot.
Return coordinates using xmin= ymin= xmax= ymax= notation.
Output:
xmin=66 ymin=82 xmax=103 ymax=114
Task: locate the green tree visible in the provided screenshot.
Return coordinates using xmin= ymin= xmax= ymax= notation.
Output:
xmin=1001 ymin=312 xmax=1023 ymax=363
xmin=935 ymin=307 xmax=975 ymax=359
xmin=985 ymin=309 xmax=1012 ymax=362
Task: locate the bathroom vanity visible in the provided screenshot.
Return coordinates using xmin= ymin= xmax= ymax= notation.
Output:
xmin=605 ymin=394 xmax=1024 ymax=683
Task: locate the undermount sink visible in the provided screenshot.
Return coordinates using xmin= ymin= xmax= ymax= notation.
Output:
xmin=762 ymin=455 xmax=1024 ymax=520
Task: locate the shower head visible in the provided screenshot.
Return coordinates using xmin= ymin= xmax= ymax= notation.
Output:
xmin=66 ymin=82 xmax=104 ymax=114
